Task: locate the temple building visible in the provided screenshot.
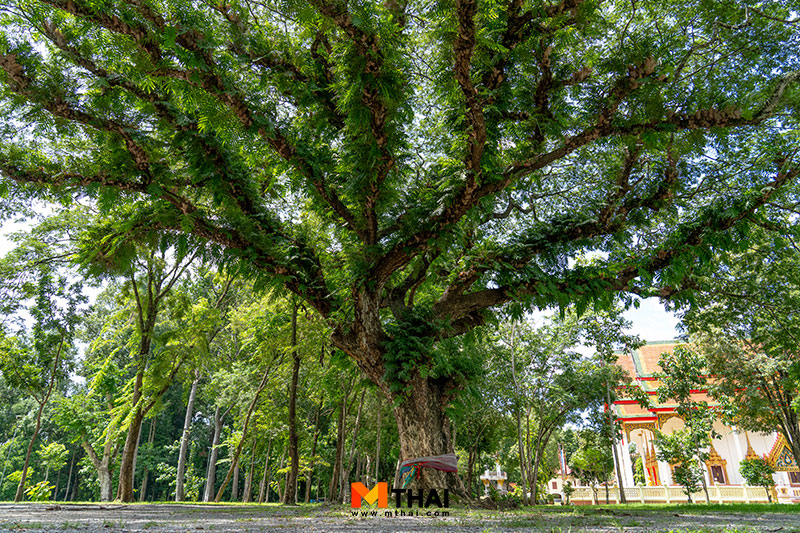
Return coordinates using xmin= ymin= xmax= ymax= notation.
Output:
xmin=550 ymin=342 xmax=800 ymax=504
xmin=610 ymin=342 xmax=800 ymax=503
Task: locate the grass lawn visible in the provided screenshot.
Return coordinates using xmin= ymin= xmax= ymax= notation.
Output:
xmin=0 ymin=501 xmax=798 ymax=531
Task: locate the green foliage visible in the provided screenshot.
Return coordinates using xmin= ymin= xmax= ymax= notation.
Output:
xmin=654 ymin=430 xmax=705 ymax=501
xmin=653 ymin=345 xmax=716 ymax=503
xmin=382 ymin=310 xmax=435 ymax=395
xmin=569 ymin=430 xmax=614 ymax=501
xmin=739 ymin=458 xmax=775 ymax=496
xmin=680 ymin=229 xmax=800 ymax=468
xmin=24 ymin=480 xmax=54 ymax=502
xmin=37 ymin=442 xmax=68 ymax=479
xmin=562 ymin=481 xmax=574 ymax=505
xmin=632 ymin=455 xmax=645 ymax=487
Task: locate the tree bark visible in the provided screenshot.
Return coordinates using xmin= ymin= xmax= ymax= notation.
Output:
xmin=139 ymin=417 xmax=156 ymax=502
xmin=231 ymin=464 xmax=239 ymax=502
xmin=243 ymin=440 xmax=256 ymax=503
xmin=305 ymin=403 xmax=321 ymax=503
xmin=340 ymin=388 xmax=366 ymax=503
xmin=52 ymin=463 xmax=61 ymax=500
xmin=116 ymin=406 xmax=145 ymax=502
xmin=63 ymin=450 xmax=76 ymax=501
xmin=391 ymin=375 xmax=466 ymax=496
xmin=203 ymin=406 xmax=224 ymax=502
xmin=264 ymin=445 xmax=275 ymax=503
xmin=284 ymin=302 xmax=300 ymax=505
xmin=605 ymin=372 xmax=627 ymax=503
xmin=328 ymin=391 xmax=348 ymax=501
xmin=98 ymin=466 xmax=113 ymax=502
xmin=276 ymin=447 xmax=286 ymax=503
xmin=176 ymin=370 xmax=200 ymax=501
xmin=374 ymin=396 xmax=382 ymax=485
xmin=258 ymin=437 xmax=272 ymax=503
xmin=467 ymin=449 xmax=475 ymax=497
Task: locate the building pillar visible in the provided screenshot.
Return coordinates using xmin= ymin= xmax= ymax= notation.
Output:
xmin=619 ymin=431 xmax=636 ymax=488
xmin=635 ymin=432 xmax=651 ymax=486
xmin=731 ymin=426 xmax=745 ymax=464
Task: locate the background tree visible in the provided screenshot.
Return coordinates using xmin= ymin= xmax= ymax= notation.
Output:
xmin=680 ymin=228 xmax=800 ymax=468
xmin=568 ymin=430 xmax=613 ymax=504
xmin=2 ymin=1 xmax=799 ymax=495
xmin=739 ymin=457 xmax=776 ymax=503
xmin=655 ymin=430 xmax=705 ymax=504
xmin=496 ymin=306 xmax=636 ymax=504
xmin=653 ymin=345 xmax=716 ymax=504
xmin=0 ymin=245 xmax=83 ymax=501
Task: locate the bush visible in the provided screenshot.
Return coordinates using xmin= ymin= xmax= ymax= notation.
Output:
xmin=25 ymin=480 xmax=54 ymax=502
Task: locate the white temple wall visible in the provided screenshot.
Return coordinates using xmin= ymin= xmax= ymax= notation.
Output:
xmin=712 ymin=421 xmax=742 ymax=485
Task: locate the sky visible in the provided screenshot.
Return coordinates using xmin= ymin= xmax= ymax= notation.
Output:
xmin=0 ymin=218 xmax=682 ymax=343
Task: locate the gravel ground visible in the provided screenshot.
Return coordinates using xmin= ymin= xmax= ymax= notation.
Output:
xmin=1 ymin=503 xmax=799 ymax=532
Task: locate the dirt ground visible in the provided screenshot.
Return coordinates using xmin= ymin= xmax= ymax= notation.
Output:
xmin=1 ymin=503 xmax=799 ymax=532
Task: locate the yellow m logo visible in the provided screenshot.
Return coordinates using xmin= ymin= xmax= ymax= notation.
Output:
xmin=351 ymin=482 xmax=388 ymax=508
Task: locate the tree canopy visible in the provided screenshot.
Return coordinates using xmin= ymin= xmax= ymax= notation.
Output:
xmin=2 ymin=0 xmax=800 ymax=492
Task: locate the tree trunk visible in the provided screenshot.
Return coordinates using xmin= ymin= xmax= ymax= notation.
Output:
xmin=328 ymin=393 xmax=348 ymax=501
xmin=231 ymin=464 xmax=239 ymax=501
xmin=98 ymin=466 xmax=113 ymax=502
xmin=699 ymin=460 xmax=710 ymax=504
xmin=243 ymin=440 xmax=256 ymax=503
xmin=258 ymin=437 xmax=272 ymax=503
xmin=214 ymin=353 xmax=279 ymax=502
xmin=510 ymin=322 xmax=529 ymax=505
xmin=374 ymin=397 xmax=382 ymax=484
xmin=176 ymin=370 xmax=200 ymax=501
xmin=515 ymin=408 xmax=529 ymax=505
xmin=204 ymin=406 xmax=223 ymax=502
xmin=340 ymin=388 xmax=366 ymax=503
xmin=70 ymin=468 xmax=80 ymax=501
xmin=466 ymin=449 xmax=475 ymax=497
xmin=305 ymin=404 xmax=321 ymax=503
xmin=276 ymin=447 xmax=287 ymax=503
xmin=140 ymin=417 xmax=156 ymax=502
xmin=63 ymin=451 xmax=76 ymax=501
xmin=116 ymin=407 xmax=145 ymax=502
xmin=529 ymin=423 xmax=548 ymax=504
xmin=284 ymin=302 xmax=300 ymax=505
xmin=15 ymin=401 xmax=46 ymax=501
xmin=391 ymin=375 xmax=466 ymax=496
xmin=606 ymin=375 xmax=626 ymax=503
xmin=231 ymin=465 xmax=239 ymax=502
xmin=264 ymin=447 xmax=275 ymax=503
xmin=53 ymin=465 xmax=61 ymax=500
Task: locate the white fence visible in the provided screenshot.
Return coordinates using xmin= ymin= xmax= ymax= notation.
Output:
xmin=567 ymin=485 xmax=775 ymax=504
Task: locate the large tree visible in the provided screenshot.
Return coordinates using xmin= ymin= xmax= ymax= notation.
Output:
xmin=2 ymin=0 xmax=800 ymax=497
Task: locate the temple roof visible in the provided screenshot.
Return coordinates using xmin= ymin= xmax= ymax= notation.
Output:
xmin=613 ymin=341 xmax=719 ymax=421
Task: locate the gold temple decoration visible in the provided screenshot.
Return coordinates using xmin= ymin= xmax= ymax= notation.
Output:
xmin=624 ymin=421 xmax=657 ymax=441
xmin=705 ymin=441 xmax=728 ymax=485
xmin=744 ymin=432 xmax=759 ymax=461
xmin=766 ymin=433 xmax=800 ymax=472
